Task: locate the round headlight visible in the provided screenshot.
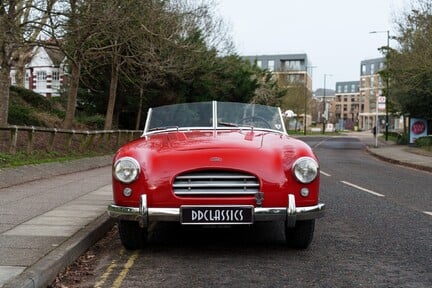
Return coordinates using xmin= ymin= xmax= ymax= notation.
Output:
xmin=114 ymin=157 xmax=140 ymax=183
xmin=293 ymin=157 xmax=319 ymax=184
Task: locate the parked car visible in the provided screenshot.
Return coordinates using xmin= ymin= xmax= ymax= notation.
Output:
xmin=108 ymin=101 xmax=325 ymax=249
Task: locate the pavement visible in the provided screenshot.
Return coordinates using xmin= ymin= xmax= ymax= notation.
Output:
xmin=0 ymin=156 xmax=114 ymax=288
xmin=0 ymin=133 xmax=431 ymax=288
xmin=344 ymin=130 xmax=432 ymax=173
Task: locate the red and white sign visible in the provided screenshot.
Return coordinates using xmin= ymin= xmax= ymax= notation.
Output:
xmin=378 ymin=96 xmax=386 ymax=111
xmin=409 ymin=118 xmax=428 ymax=143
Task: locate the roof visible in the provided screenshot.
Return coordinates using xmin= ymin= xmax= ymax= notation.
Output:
xmin=314 ymin=88 xmax=335 ymax=97
xmin=44 ymin=45 xmax=65 ymax=65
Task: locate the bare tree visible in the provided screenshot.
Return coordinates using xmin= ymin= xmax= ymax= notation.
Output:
xmin=0 ymin=2 xmax=16 ymax=126
xmin=93 ymin=0 xmax=232 ymax=129
xmin=12 ymin=0 xmax=57 ymax=87
xmin=0 ymin=1 xmax=59 ymax=127
xmin=38 ymin=0 xmax=235 ymax=130
xmin=44 ymin=0 xmax=111 ymax=129
xmin=391 ymin=0 xmax=432 ymax=118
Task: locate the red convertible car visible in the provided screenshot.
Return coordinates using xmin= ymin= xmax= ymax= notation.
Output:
xmin=108 ymin=101 xmax=325 ymax=249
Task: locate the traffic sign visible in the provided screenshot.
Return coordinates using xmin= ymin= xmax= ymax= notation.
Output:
xmin=378 ymin=96 xmax=386 ymax=110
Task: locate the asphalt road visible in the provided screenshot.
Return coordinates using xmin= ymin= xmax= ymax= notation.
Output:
xmin=53 ymin=136 xmax=432 ymax=288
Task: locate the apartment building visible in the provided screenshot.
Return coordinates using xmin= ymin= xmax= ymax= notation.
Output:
xmin=243 ymin=54 xmax=313 ymax=130
xmin=334 ymin=81 xmax=361 ymax=130
xmin=358 ymin=57 xmax=386 ymax=131
xmin=314 ymin=88 xmax=335 ymax=127
xmin=243 ymin=54 xmax=313 ymax=92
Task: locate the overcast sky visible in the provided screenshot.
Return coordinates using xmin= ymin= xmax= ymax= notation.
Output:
xmin=216 ymin=0 xmax=410 ymax=90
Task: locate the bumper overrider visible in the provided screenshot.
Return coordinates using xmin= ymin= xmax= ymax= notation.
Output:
xmin=107 ymin=194 xmax=325 ymax=228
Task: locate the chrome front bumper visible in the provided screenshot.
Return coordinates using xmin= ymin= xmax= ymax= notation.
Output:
xmin=107 ymin=194 xmax=325 ymax=228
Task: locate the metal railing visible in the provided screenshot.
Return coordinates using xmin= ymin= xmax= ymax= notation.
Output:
xmin=0 ymin=125 xmax=142 ymax=154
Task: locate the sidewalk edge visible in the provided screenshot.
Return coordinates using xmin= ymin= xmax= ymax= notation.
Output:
xmin=2 ymin=214 xmax=115 ymax=288
xmin=366 ymin=146 xmax=432 ymax=173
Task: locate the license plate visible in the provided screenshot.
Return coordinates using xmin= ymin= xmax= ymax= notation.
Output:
xmin=181 ymin=206 xmax=253 ymax=225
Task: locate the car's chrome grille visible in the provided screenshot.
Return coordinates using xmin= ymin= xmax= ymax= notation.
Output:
xmin=173 ymin=170 xmax=259 ymax=196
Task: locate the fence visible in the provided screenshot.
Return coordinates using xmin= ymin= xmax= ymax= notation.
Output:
xmin=0 ymin=125 xmax=142 ymax=154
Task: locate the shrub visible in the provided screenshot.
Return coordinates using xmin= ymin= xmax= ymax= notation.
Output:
xmin=415 ymin=136 xmax=432 ymax=149
xmin=396 ymin=133 xmax=409 ymax=145
xmin=76 ymin=114 xmax=106 ymax=130
xmin=8 ymin=105 xmax=43 ymax=126
xmin=10 ymin=86 xmax=53 ymax=111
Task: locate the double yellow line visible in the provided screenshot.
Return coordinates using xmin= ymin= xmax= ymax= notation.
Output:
xmin=94 ymin=248 xmax=140 ymax=288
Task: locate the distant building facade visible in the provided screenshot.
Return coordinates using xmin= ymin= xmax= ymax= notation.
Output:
xmin=10 ymin=45 xmax=67 ymax=98
xmin=358 ymin=57 xmax=386 ymax=130
xmin=243 ymin=54 xmax=313 ymax=130
xmin=334 ymin=81 xmax=361 ymax=130
xmin=243 ymin=53 xmax=313 ymax=92
xmin=314 ymin=88 xmax=335 ymax=126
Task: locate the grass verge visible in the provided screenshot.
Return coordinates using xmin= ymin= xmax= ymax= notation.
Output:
xmin=0 ymin=151 xmax=112 ymax=169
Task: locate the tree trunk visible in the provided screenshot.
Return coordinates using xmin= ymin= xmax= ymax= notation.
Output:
xmin=104 ymin=60 xmax=119 ymax=130
xmin=135 ymin=87 xmax=144 ymax=130
xmin=63 ymin=61 xmax=80 ymax=129
xmin=0 ymin=66 xmax=11 ymax=127
xmin=13 ymin=48 xmax=32 ymax=87
xmin=0 ymin=24 xmax=12 ymax=128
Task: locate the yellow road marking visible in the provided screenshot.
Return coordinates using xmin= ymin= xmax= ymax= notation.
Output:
xmin=112 ymin=250 xmax=140 ymax=288
xmin=94 ymin=248 xmax=125 ymax=288
xmin=94 ymin=260 xmax=117 ymax=288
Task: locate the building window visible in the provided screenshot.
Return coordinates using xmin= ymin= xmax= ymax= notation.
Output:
xmin=361 ymin=64 xmax=366 ymax=75
xmin=25 ymin=72 xmax=29 ymax=89
xmin=52 ymin=70 xmax=60 ymax=81
xmin=268 ymin=60 xmax=275 ymax=72
xmin=344 ymin=85 xmax=348 ymax=93
xmin=351 ymin=84 xmax=356 ymax=92
xmin=52 ymin=70 xmax=60 ymax=89
xmin=10 ymin=71 xmax=16 ymax=85
xmin=37 ymin=71 xmax=47 ymax=81
xmin=287 ymin=74 xmax=300 ymax=83
xmin=284 ymin=60 xmax=301 ymax=71
xmin=256 ymin=60 xmax=262 ymax=68
xmin=371 ymin=63 xmax=375 ymax=74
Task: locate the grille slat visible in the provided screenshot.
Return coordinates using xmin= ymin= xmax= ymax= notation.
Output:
xmin=173 ymin=171 xmax=259 ymax=196
xmin=173 ymin=183 xmax=259 ymax=188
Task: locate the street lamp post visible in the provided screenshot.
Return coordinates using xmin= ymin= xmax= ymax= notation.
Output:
xmin=303 ymin=65 xmax=316 ymax=135
xmin=370 ymin=30 xmax=390 ymax=140
xmin=322 ymin=74 xmax=332 ymax=134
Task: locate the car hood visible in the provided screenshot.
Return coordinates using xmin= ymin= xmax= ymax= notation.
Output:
xmin=115 ymin=130 xmax=315 ymax=196
xmin=165 ymin=130 xmax=264 ymax=151
xmin=120 ymin=130 xmax=307 ymax=158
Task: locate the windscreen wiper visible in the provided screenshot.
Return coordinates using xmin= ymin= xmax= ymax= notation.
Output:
xmin=148 ymin=126 xmax=179 ymax=132
xmin=217 ymin=121 xmax=238 ymax=127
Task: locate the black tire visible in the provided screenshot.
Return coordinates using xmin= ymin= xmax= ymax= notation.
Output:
xmin=118 ymin=220 xmax=148 ymax=250
xmin=285 ymin=219 xmax=315 ymax=249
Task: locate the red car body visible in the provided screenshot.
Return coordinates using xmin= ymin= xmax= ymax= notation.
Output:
xmin=108 ymin=101 xmax=325 ymax=249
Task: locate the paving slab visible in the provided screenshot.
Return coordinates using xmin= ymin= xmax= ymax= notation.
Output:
xmin=0 ymin=156 xmax=114 ymax=288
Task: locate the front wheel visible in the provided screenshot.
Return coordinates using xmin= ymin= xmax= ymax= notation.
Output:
xmin=118 ymin=220 xmax=148 ymax=250
xmin=285 ymin=219 xmax=315 ymax=249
